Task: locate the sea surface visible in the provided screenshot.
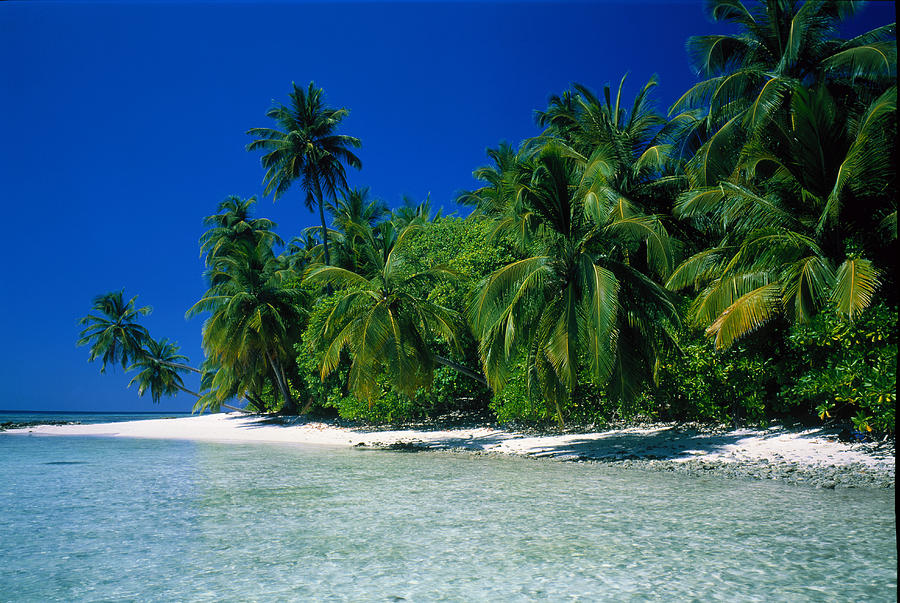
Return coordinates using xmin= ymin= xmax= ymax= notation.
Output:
xmin=0 ymin=419 xmax=896 ymax=601
xmin=0 ymin=410 xmax=193 ymax=427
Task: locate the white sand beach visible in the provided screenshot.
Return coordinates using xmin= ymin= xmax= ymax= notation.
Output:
xmin=4 ymin=413 xmax=894 ymax=473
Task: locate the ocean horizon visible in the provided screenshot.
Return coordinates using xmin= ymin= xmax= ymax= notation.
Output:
xmin=0 ymin=410 xmax=195 ymax=428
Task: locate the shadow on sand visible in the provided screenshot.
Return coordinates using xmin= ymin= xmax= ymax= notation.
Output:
xmin=220 ymin=414 xmax=773 ymax=461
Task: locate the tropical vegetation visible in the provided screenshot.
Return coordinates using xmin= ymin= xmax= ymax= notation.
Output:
xmin=79 ymin=1 xmax=896 ymax=436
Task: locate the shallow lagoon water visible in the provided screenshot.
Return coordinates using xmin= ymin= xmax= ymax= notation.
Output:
xmin=0 ymin=435 xmax=895 ymax=601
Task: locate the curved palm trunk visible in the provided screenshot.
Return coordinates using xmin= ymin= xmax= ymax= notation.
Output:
xmin=434 ymin=354 xmax=488 ymax=386
xmin=244 ymin=392 xmax=267 ymax=411
xmin=158 ymin=360 xmax=202 ymax=375
xmin=177 ymin=384 xmax=202 ymax=398
xmin=176 ymin=384 xmax=250 ymax=414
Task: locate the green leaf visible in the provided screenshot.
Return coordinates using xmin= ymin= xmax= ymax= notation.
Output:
xmin=706 ymin=283 xmax=781 ymax=349
xmin=831 ymin=258 xmax=880 ymax=321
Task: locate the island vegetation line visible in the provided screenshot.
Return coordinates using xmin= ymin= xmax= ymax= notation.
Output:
xmin=78 ymin=1 xmax=896 ymax=437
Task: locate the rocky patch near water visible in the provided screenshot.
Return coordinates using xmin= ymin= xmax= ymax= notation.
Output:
xmin=604 ymin=458 xmax=895 ymax=489
xmin=0 ymin=420 xmax=78 ymax=432
xmin=360 ymin=438 xmax=895 ymax=489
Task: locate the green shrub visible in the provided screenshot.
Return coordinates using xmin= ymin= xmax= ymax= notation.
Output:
xmin=783 ymin=303 xmax=896 ymax=433
xmin=654 ymin=334 xmax=774 ymax=425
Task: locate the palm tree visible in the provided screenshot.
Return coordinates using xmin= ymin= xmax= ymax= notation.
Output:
xmin=392 ymin=194 xmax=443 ymax=229
xmin=458 ymin=142 xmax=541 ymax=252
xmin=323 ymin=186 xmax=389 ymax=272
xmin=199 ymin=195 xmax=283 ymax=265
xmin=668 ymin=84 xmax=896 ymax=348
xmin=247 ymin=82 xmax=362 ymax=266
xmin=328 ymin=186 xmax=389 ymax=233
xmin=670 ymin=0 xmax=896 ymax=187
xmin=535 ymin=75 xmax=687 ymax=218
xmin=469 ymin=145 xmax=679 ymax=425
xmin=303 ymin=225 xmax=473 ymax=403
xmin=195 ymin=358 xmax=269 ymax=414
xmin=126 ymin=337 xmax=198 ymax=403
xmin=78 ymin=290 xmax=152 ymax=373
xmin=187 ymin=241 xmax=306 ymax=414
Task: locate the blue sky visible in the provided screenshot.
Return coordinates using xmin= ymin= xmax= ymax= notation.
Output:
xmin=1 ymin=1 xmax=894 ymax=412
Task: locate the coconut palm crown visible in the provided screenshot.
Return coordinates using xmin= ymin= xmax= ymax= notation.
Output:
xmin=78 ymin=290 xmax=152 ymax=373
xmin=126 ymin=337 xmax=196 ymax=404
xmin=670 ymin=0 xmax=896 ymax=187
xmin=303 ymin=224 xmax=460 ymax=403
xmin=668 ymin=84 xmax=896 ymax=348
xmin=199 ymin=195 xmax=283 ymax=265
xmin=247 ymin=82 xmax=361 ymax=266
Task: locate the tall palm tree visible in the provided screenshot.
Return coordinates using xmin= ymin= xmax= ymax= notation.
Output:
xmin=126 ymin=337 xmax=198 ymax=403
xmin=247 ymin=82 xmax=362 ymax=266
xmin=78 ymin=291 xmax=152 ymax=373
xmin=668 ymin=84 xmax=896 ymax=348
xmin=303 ymin=225 xmax=473 ymax=403
xmin=187 ymin=241 xmax=306 ymax=413
xmin=469 ymin=145 xmax=679 ymax=426
xmin=199 ymin=195 xmax=283 ymax=265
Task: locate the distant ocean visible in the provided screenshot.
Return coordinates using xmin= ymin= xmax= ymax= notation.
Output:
xmin=0 ymin=410 xmax=194 ymax=428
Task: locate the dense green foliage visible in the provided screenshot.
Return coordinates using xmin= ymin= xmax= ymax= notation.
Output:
xmin=80 ymin=2 xmax=896 ymax=436
xmin=784 ymin=302 xmax=897 ymax=432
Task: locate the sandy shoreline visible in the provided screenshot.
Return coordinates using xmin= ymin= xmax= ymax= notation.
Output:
xmin=4 ymin=413 xmax=895 ymax=488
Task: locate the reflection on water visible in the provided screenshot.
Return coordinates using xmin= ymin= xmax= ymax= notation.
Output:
xmin=0 ymin=436 xmax=895 ymax=601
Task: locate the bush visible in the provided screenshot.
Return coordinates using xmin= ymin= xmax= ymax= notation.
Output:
xmin=654 ymin=336 xmax=773 ymax=425
xmin=783 ymin=303 xmax=897 ymax=434
xmin=488 ymin=360 xmax=659 ymax=427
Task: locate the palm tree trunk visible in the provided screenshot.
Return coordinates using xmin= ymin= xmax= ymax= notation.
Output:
xmin=176 ymin=384 xmax=201 ymax=398
xmin=434 ymin=354 xmax=488 ymax=386
xmin=314 ymin=179 xmax=331 ymax=266
xmin=244 ymin=392 xmax=266 ymax=411
xmin=176 ymin=384 xmax=249 ymax=414
xmin=158 ymin=360 xmax=202 ymax=375
xmin=266 ymin=350 xmax=296 ymax=414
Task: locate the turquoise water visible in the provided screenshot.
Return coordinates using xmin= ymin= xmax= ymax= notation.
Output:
xmin=0 ymin=434 xmax=895 ymax=601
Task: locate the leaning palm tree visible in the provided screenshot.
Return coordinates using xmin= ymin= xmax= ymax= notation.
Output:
xmin=126 ymin=337 xmax=198 ymax=403
xmin=194 ymin=358 xmax=269 ymax=414
xmin=187 ymin=241 xmax=306 ymax=414
xmin=469 ymin=145 xmax=679 ymax=426
xmin=304 ymin=224 xmax=476 ymax=403
xmin=247 ymin=82 xmax=362 ymax=266
xmin=78 ymin=290 xmax=152 ymax=373
xmin=668 ymin=84 xmax=896 ymax=348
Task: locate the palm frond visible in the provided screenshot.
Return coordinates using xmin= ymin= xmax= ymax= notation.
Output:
xmin=706 ymin=283 xmax=781 ymax=349
xmin=831 ymin=258 xmax=880 ymax=320
xmin=781 ymin=255 xmax=835 ymax=323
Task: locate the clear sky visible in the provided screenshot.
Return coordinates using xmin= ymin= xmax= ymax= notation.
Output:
xmin=1 ymin=0 xmax=894 ymax=412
